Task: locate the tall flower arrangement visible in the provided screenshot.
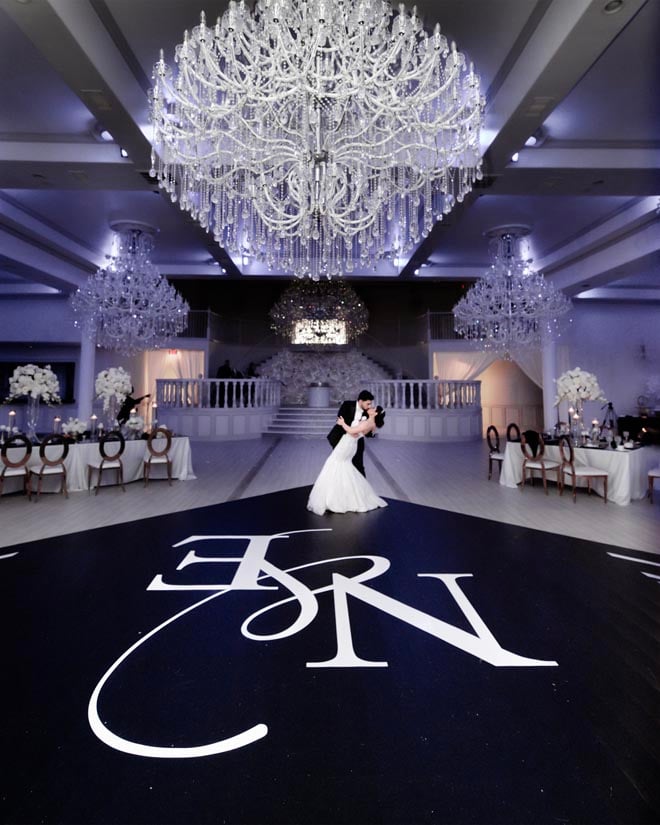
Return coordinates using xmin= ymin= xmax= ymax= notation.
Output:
xmin=6 ymin=363 xmax=61 ymax=403
xmin=554 ymin=368 xmax=607 ymax=407
xmin=95 ymin=367 xmax=132 ymax=411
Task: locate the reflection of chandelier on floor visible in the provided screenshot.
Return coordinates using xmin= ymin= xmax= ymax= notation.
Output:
xmin=150 ymin=0 xmax=484 ymax=279
xmin=70 ymin=222 xmax=190 ymax=355
xmin=270 ymin=280 xmax=368 ymax=345
xmin=452 ymin=226 xmax=571 ymax=359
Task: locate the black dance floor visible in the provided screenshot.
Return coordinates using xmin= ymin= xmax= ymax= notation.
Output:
xmin=2 ymin=488 xmax=659 ymax=824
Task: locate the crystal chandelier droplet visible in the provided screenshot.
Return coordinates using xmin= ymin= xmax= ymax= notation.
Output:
xmin=150 ymin=0 xmax=485 ymax=279
xmin=70 ymin=225 xmax=190 ymax=355
xmin=452 ymin=227 xmax=572 ymax=359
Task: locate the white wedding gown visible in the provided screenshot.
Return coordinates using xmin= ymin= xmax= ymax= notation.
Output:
xmin=307 ymin=433 xmax=388 ymax=516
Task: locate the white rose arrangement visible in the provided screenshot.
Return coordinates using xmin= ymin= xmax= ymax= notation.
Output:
xmin=95 ymin=367 xmax=132 ymax=411
xmin=61 ymin=417 xmax=87 ymax=436
xmin=554 ymin=368 xmax=606 ymax=406
xmin=6 ymin=363 xmax=61 ymax=404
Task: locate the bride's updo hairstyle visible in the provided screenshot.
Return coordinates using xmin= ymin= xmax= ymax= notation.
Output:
xmin=374 ymin=405 xmax=386 ymax=428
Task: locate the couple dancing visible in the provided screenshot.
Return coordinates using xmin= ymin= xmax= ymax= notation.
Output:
xmin=307 ymin=390 xmax=388 ymax=516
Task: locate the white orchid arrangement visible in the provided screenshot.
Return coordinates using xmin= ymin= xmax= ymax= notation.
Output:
xmin=6 ymin=363 xmax=61 ymax=404
xmin=61 ymin=417 xmax=87 ymax=436
xmin=125 ymin=414 xmax=145 ymax=432
xmin=554 ymin=367 xmax=606 ymax=406
xmin=95 ymin=367 xmax=132 ymax=411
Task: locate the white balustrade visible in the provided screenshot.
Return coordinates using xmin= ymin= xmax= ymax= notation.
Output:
xmin=369 ymin=379 xmax=480 ymax=411
xmin=157 ymin=378 xmax=281 ymax=409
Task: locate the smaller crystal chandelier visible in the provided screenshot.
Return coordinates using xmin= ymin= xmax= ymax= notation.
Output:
xmin=269 ymin=280 xmax=368 ymax=344
xmin=70 ymin=222 xmax=189 ymax=355
xmin=453 ymin=225 xmax=571 ymax=358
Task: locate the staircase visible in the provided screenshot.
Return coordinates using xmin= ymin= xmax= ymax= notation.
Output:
xmin=264 ymin=406 xmax=337 ymax=438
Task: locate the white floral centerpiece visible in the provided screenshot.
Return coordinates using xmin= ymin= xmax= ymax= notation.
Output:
xmin=125 ymin=414 xmax=144 ymax=433
xmin=61 ymin=417 xmax=87 ymax=436
xmin=5 ymin=363 xmax=61 ymax=440
xmin=6 ymin=363 xmax=61 ymax=404
xmin=554 ymin=367 xmax=607 ymax=407
xmin=95 ymin=367 xmax=132 ymax=411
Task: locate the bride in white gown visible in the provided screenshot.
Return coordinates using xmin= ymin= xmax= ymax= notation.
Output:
xmin=307 ymin=406 xmax=388 ymax=516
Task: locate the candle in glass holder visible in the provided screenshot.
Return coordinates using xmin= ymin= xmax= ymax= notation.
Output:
xmin=9 ymin=409 xmax=16 ymax=429
xmin=53 ymin=416 xmax=61 ymax=434
xmin=151 ymin=401 xmax=158 ymax=429
xmin=90 ymin=414 xmax=98 ymax=439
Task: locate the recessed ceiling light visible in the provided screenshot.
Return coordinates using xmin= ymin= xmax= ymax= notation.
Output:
xmin=119 ymin=147 xmax=129 ymax=158
xmin=603 ymin=0 xmax=624 ymax=13
xmin=524 ymin=135 xmax=537 ymax=147
xmin=511 ymin=152 xmax=519 ymax=162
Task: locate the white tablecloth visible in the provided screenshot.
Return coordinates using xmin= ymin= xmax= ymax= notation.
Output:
xmin=2 ymin=437 xmax=195 ymax=494
xmin=499 ymin=441 xmax=660 ymax=505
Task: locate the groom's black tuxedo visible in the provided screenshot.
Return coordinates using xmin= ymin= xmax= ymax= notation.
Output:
xmin=327 ymin=399 xmax=369 ymax=477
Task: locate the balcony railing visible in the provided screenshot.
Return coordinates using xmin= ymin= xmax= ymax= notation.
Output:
xmin=369 ymin=379 xmax=480 ymax=410
xmin=157 ymin=378 xmax=282 ymax=409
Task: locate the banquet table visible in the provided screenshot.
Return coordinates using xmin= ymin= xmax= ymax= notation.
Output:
xmin=2 ymin=436 xmax=195 ymax=494
xmin=499 ymin=441 xmax=660 ymax=506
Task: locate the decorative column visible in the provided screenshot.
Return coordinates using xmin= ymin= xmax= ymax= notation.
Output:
xmin=541 ymin=341 xmax=557 ymax=432
xmin=76 ymin=334 xmax=96 ymax=421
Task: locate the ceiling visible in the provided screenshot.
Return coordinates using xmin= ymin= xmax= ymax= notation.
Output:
xmin=0 ymin=0 xmax=658 ymax=304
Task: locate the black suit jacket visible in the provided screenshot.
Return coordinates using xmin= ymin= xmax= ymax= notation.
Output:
xmin=327 ymin=400 xmax=365 ymax=448
xmin=327 ymin=400 xmax=371 ymax=477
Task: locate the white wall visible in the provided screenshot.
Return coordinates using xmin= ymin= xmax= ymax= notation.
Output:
xmin=562 ymin=302 xmax=660 ymax=418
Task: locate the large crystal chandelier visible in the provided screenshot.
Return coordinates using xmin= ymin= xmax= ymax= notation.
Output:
xmin=70 ymin=222 xmax=190 ymax=355
xmin=453 ymin=226 xmax=571 ymax=359
xmin=270 ymin=280 xmax=368 ymax=343
xmin=150 ymin=0 xmax=484 ymax=280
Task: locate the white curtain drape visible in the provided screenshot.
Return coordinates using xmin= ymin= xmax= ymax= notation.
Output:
xmin=432 ymin=351 xmax=498 ymax=381
xmin=142 ymin=349 xmax=204 ymax=398
xmin=511 ymin=350 xmax=543 ymax=387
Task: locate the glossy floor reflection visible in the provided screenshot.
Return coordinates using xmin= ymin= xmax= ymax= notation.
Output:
xmin=2 ymin=488 xmax=659 ymax=824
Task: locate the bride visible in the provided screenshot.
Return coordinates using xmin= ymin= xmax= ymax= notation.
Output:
xmin=307 ymin=406 xmax=388 ymax=516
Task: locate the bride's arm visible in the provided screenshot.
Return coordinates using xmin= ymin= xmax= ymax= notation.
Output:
xmin=337 ymin=416 xmax=374 ymax=437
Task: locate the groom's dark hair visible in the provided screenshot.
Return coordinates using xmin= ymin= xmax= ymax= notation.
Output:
xmin=374 ymin=406 xmax=386 ymax=428
xmin=357 ymin=390 xmax=374 ymax=401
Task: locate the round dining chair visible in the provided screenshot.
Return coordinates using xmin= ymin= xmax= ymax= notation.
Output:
xmin=558 ymin=436 xmax=609 ymax=503
xmin=1 ymin=434 xmax=32 ymax=500
xmin=143 ymin=427 xmax=173 ymax=486
xmin=87 ymin=431 xmax=126 ymax=495
xmin=28 ymin=434 xmax=69 ymax=500
xmin=506 ymin=422 xmax=521 ymax=442
xmin=486 ymin=425 xmax=505 ymax=480
xmin=520 ymin=430 xmax=560 ymax=494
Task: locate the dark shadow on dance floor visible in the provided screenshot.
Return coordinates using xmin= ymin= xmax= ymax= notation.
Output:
xmin=2 ymin=488 xmax=659 ymax=825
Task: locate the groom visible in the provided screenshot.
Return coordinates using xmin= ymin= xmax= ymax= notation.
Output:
xmin=326 ymin=389 xmax=374 ymax=477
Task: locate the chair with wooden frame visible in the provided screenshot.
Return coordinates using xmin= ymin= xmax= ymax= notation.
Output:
xmin=647 ymin=467 xmax=660 ymax=503
xmin=1 ymin=434 xmax=32 ymax=500
xmin=87 ymin=431 xmax=126 ymax=495
xmin=28 ymin=434 xmax=69 ymax=500
xmin=143 ymin=427 xmax=173 ymax=487
xmin=486 ymin=425 xmax=505 ymax=480
xmin=558 ymin=436 xmax=609 ymax=503
xmin=520 ymin=430 xmax=561 ymax=494
xmin=506 ymin=422 xmax=521 ymax=442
